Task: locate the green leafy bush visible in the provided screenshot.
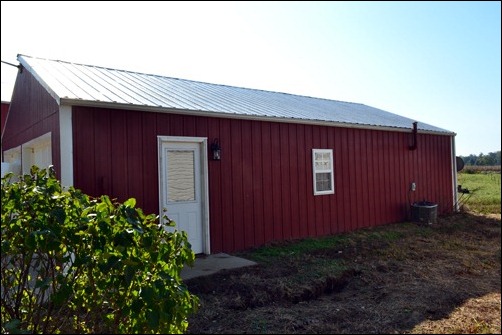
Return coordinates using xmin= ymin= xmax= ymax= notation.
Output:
xmin=1 ymin=166 xmax=199 ymax=334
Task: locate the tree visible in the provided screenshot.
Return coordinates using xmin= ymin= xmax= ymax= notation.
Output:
xmin=460 ymin=151 xmax=501 ymax=166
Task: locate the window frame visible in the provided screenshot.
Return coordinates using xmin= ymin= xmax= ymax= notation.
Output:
xmin=312 ymin=148 xmax=335 ymax=196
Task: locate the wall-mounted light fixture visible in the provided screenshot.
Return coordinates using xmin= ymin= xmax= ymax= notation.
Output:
xmin=211 ymin=138 xmax=221 ymax=160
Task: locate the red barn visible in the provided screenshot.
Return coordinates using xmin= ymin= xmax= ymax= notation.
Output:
xmin=1 ymin=101 xmax=8 ymax=135
xmin=2 ymin=54 xmax=459 ymax=254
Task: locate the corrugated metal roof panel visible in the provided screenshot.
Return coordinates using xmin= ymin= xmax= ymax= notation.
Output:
xmin=17 ymin=54 xmax=453 ymax=134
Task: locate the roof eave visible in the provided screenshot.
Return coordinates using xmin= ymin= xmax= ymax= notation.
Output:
xmin=60 ymin=98 xmax=456 ymax=136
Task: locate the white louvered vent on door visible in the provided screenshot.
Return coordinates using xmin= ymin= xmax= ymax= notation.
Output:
xmin=167 ymin=150 xmax=195 ymax=202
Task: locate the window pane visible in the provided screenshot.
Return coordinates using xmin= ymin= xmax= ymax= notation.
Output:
xmin=316 ymin=172 xmax=332 ymax=192
xmin=167 ymin=150 xmax=195 ymax=202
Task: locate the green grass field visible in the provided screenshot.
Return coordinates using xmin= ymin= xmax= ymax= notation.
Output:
xmin=457 ymin=171 xmax=501 ymax=214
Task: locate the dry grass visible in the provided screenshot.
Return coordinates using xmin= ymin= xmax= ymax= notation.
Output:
xmin=185 ymin=211 xmax=501 ymax=334
xmin=410 ymin=292 xmax=501 ymax=334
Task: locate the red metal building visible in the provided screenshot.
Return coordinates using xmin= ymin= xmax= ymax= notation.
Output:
xmin=2 ymin=55 xmax=459 ymax=254
xmin=1 ymin=101 xmax=9 ymax=138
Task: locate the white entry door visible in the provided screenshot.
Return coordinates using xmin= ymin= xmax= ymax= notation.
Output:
xmin=158 ymin=137 xmax=209 ymax=254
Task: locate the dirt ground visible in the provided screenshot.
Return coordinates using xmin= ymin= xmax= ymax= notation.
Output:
xmin=185 ymin=211 xmax=501 ymax=334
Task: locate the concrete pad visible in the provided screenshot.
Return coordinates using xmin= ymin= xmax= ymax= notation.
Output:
xmin=181 ymin=253 xmax=257 ymax=280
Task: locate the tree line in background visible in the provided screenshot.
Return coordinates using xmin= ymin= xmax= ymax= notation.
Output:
xmin=460 ymin=151 xmax=501 ymax=166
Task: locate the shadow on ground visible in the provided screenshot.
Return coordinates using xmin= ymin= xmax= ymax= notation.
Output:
xmin=185 ymin=212 xmax=501 ymax=334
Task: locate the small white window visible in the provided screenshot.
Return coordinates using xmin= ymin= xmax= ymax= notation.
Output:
xmin=312 ymin=149 xmax=334 ymax=195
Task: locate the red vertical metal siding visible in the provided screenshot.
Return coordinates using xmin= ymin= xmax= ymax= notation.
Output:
xmin=288 ymin=125 xmax=300 ymax=239
xmin=344 ymin=128 xmax=356 ymax=231
xmin=141 ymin=112 xmax=158 ymax=215
xmin=231 ymin=120 xmax=245 ymax=251
xmin=95 ymin=110 xmax=112 ymax=196
xmin=279 ymin=123 xmax=292 ymax=240
xmin=1 ymin=102 xmax=9 ymax=136
xmin=242 ymin=121 xmax=255 ymax=249
xmin=325 ymin=128 xmax=335 ymax=234
xmin=388 ymin=132 xmax=399 ymax=222
xmin=2 ymin=69 xmax=60 ymax=174
xmin=317 ymin=126 xmax=329 ymax=236
xmin=251 ymin=121 xmax=265 ymax=246
xmin=375 ymin=131 xmax=386 ymax=224
xmin=270 ymin=122 xmax=282 ymax=241
xmin=207 ymin=118 xmax=223 ymax=251
xmin=353 ymin=129 xmax=364 ymax=229
xmin=333 ymin=128 xmax=344 ymax=233
xmin=304 ymin=125 xmax=316 ymax=237
xmin=73 ymin=108 xmax=95 ymax=195
xmin=72 ymin=106 xmax=454 ymax=254
xmin=110 ymin=110 xmax=128 ymax=200
xmin=260 ymin=122 xmax=274 ymax=245
xmin=219 ymin=119 xmax=234 ymax=252
xmin=365 ymin=130 xmax=376 ymax=225
xmin=296 ymin=125 xmax=309 ymax=238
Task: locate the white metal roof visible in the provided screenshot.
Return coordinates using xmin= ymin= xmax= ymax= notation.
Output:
xmin=17 ymin=54 xmax=453 ymax=135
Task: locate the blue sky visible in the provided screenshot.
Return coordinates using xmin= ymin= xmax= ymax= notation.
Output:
xmin=1 ymin=1 xmax=500 ymax=156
